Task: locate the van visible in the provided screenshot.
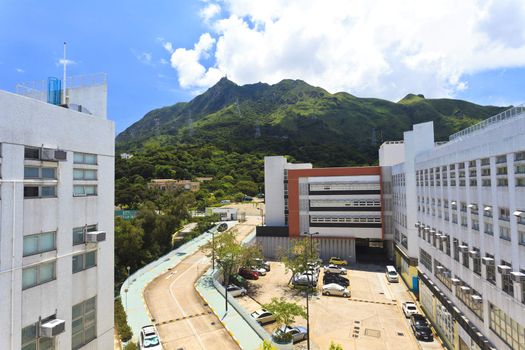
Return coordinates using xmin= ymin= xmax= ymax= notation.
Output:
xmin=385 ymin=265 xmax=399 ymax=283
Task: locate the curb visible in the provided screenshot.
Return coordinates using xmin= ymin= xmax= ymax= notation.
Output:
xmin=194 ymin=280 xmax=244 ymax=349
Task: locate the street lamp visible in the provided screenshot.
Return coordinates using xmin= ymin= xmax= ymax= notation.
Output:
xmin=125 ymin=266 xmax=131 ymax=313
xmin=212 ymin=231 xmax=216 ymax=271
xmin=223 ymin=253 xmax=234 ymax=314
xmin=303 ymin=231 xmax=319 ymax=350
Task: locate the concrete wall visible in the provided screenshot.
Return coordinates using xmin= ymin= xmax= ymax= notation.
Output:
xmin=0 ymin=89 xmax=114 ymax=350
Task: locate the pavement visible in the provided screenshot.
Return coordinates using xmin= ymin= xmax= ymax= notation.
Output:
xmin=143 ymin=216 xmax=262 ymax=350
xmin=120 ymin=221 xmax=237 ymax=344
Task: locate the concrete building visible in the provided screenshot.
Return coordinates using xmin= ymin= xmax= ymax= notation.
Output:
xmin=257 ymin=156 xmax=389 ymax=263
xmin=0 ymin=74 xmax=114 ymax=349
xmin=380 ymin=106 xmax=525 ymax=350
xmin=148 ymin=179 xmax=200 ymax=192
xmin=206 ymin=207 xmax=238 ymax=221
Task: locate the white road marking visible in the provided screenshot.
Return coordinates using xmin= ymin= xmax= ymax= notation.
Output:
xmin=378 ymin=273 xmax=394 ymax=301
xmin=168 ymin=256 xmax=209 ymax=350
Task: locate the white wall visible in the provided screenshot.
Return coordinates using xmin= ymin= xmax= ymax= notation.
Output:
xmin=0 ymin=89 xmax=114 ymax=350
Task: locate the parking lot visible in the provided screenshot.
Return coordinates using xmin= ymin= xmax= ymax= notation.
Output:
xmin=235 ymin=262 xmax=444 ymax=350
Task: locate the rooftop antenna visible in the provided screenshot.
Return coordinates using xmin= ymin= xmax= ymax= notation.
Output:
xmin=62 ymin=42 xmax=67 ymax=105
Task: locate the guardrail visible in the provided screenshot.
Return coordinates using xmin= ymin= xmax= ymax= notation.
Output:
xmin=449 ymin=104 xmax=525 ymax=141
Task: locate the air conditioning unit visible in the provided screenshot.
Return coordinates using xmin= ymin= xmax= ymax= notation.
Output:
xmin=40 ymin=319 xmax=65 ymax=337
xmin=481 ymin=257 xmax=494 ymax=266
xmin=458 ymin=245 xmax=469 ymax=253
xmin=40 ymin=148 xmax=67 ymax=161
xmin=511 ymin=271 xmax=525 ymax=282
xmin=86 ymin=231 xmax=106 ymax=243
xmin=497 ymin=265 xmax=512 ymax=275
xmin=451 ymin=278 xmax=461 ymax=285
xmin=471 ymin=295 xmax=482 ymax=303
xmin=469 ymin=250 xmax=480 ymax=258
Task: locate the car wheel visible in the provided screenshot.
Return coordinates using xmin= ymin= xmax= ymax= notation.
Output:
xmin=241 ymin=292 xmax=246 ymax=296
xmin=343 ymin=293 xmax=349 ymax=297
xmin=325 ymin=291 xmax=331 ymax=296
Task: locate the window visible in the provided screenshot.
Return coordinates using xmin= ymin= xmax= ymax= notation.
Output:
xmin=520 ymin=230 xmax=525 ymax=245
xmin=472 ymin=218 xmax=479 ymax=231
xmin=420 ymin=249 xmax=432 ymax=271
xmin=516 ymin=151 xmax=525 ymax=161
xmin=453 ymin=239 xmax=459 ymax=262
xmin=456 ymin=281 xmax=483 ymax=320
xmin=23 ymin=231 xmax=56 ymax=256
xmin=24 ymin=147 xmax=40 ymax=160
xmin=22 ymin=261 xmax=56 ymax=290
xmin=24 ymin=166 xmax=56 ymax=179
xmin=500 ymin=226 xmax=511 ymax=241
xmin=484 ymin=221 xmax=493 ymax=235
xmin=516 ymin=164 xmax=525 ymax=174
xmin=499 ymin=207 xmax=510 ymax=221
xmin=73 ymin=152 xmax=97 ymax=165
xmin=72 ymin=251 xmax=97 ymax=273
xmin=22 ymin=322 xmax=54 ymax=350
xmin=517 ymin=178 xmax=525 ymax=187
xmin=24 ymin=186 xmax=56 ymax=198
xmin=497 ymin=178 xmax=508 ymax=186
xmin=73 ymin=225 xmax=98 ymax=245
xmin=73 ymin=169 xmax=97 ymax=180
xmin=482 ymin=179 xmax=492 ymax=186
xmin=486 ymin=254 xmax=496 ymax=285
xmin=496 ymin=155 xmax=507 ymax=164
xmin=481 ymin=168 xmax=491 ymax=176
xmin=72 ymin=297 xmax=97 ymax=349
xmin=501 ymin=261 xmax=514 ymax=297
xmin=490 ymin=303 xmax=525 ymax=350
xmin=497 ymin=166 xmax=508 ymax=175
xmin=73 ymin=185 xmax=97 ymax=197
xmin=462 ymin=243 xmax=469 ymax=268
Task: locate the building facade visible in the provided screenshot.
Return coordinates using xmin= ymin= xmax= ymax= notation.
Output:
xmin=0 ymin=75 xmax=114 ymax=350
xmin=258 ymin=156 xmax=390 ymax=263
xmin=381 ymin=107 xmax=525 ymax=350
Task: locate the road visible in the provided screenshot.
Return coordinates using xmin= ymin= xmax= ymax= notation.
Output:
xmin=144 ymin=216 xmax=259 ymax=350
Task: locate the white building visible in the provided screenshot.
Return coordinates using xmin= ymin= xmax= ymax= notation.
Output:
xmin=380 ymin=106 xmax=525 ymax=350
xmin=0 ymin=74 xmax=114 ymax=350
xmin=259 ymin=156 xmax=389 ymax=263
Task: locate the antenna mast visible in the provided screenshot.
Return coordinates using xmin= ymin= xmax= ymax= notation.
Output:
xmin=62 ymin=42 xmax=67 ymax=105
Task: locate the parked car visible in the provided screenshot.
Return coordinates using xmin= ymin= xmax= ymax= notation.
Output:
xmin=251 ymin=309 xmax=276 ymax=324
xmin=243 ymin=196 xmax=253 ymax=201
xmin=272 ymin=325 xmax=308 ymax=344
xmin=329 ymin=257 xmax=348 ymax=265
xmin=254 ymin=258 xmax=271 ymax=271
xmin=385 ymin=265 xmax=399 ymax=282
xmin=323 ymin=274 xmax=349 ymax=287
xmin=402 ymin=302 xmax=418 ymax=318
xmin=250 ymin=266 xmax=267 ymax=276
xmin=410 ymin=314 xmax=433 ymax=341
xmin=139 ymin=325 xmax=163 ymax=349
xmin=239 ymin=267 xmax=259 ymax=280
xmin=220 ymin=199 xmax=231 ymax=204
xmin=292 ymin=274 xmax=317 ymax=287
xmin=322 ymin=283 xmax=350 ymax=297
xmin=324 ymin=264 xmax=347 ymax=275
xmin=229 ymin=274 xmax=247 ymax=287
xmin=226 ymin=284 xmax=247 ymax=297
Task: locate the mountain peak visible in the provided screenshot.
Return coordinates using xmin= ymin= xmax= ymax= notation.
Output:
xmin=398 ymin=93 xmax=425 ymax=104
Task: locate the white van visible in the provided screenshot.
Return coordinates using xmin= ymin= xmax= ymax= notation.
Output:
xmin=385 ymin=265 xmax=399 ymax=283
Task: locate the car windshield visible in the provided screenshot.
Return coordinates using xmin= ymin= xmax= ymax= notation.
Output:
xmin=407 ymin=305 xmax=417 ymax=310
xmin=144 ymin=336 xmax=159 ymax=347
xmin=389 ymin=271 xmax=397 ymax=276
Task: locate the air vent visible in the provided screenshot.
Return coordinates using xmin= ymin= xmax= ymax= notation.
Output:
xmin=40 ymin=319 xmax=65 ymax=337
xmin=86 ymin=231 xmax=106 ymax=243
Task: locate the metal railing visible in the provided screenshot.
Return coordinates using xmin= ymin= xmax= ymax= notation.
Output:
xmin=449 ymin=104 xmax=525 ymax=141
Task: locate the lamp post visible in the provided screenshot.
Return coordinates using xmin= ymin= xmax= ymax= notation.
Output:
xmin=212 ymin=231 xmax=216 ymax=271
xmin=223 ymin=253 xmax=234 ymax=314
xmin=303 ymin=231 xmax=319 ymax=350
xmin=125 ymin=266 xmax=131 ymax=313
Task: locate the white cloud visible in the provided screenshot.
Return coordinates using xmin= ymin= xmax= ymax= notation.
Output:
xmin=134 ymin=51 xmax=154 ymax=65
xmin=167 ymin=0 xmax=525 ymax=100
xmin=15 ymin=68 xmax=25 ymax=73
xmin=57 ymin=58 xmax=76 ymax=66
xmin=200 ymin=3 xmax=221 ymax=23
xmin=163 ymin=42 xmax=174 ymax=54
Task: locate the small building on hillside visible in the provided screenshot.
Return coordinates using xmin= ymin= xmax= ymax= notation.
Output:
xmin=120 ymin=153 xmax=133 ymax=159
xmin=148 ymin=179 xmax=200 ymax=192
xmin=206 ymin=207 xmax=238 ymax=221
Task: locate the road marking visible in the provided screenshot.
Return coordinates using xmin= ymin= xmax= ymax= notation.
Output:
xmin=378 ymin=273 xmax=394 ymax=301
xmin=164 ymin=272 xmax=177 ymax=280
xmin=168 ymin=256 xmax=209 ymax=350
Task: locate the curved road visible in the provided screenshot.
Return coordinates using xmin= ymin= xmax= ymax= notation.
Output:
xmin=144 ymin=217 xmax=260 ymax=350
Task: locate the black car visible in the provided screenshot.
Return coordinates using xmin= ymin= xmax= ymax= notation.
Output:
xmin=410 ymin=314 xmax=433 ymax=341
xmin=323 ymin=274 xmax=349 ymax=287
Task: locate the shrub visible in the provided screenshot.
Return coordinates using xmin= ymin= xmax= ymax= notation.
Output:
xmin=114 ymin=298 xmax=133 ymax=342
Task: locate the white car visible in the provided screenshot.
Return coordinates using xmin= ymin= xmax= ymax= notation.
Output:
xmin=251 ymin=309 xmax=276 ymax=324
xmin=324 ymin=264 xmax=347 ymax=275
xmin=322 ymin=283 xmax=350 ymax=297
xmin=250 ymin=266 xmax=267 ymax=276
xmin=139 ymin=325 xmax=163 ymax=349
xmin=226 ymin=284 xmax=247 ymax=297
xmin=402 ymin=302 xmax=418 ymax=318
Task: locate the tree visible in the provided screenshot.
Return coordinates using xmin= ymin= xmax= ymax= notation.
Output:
xmin=279 ymin=237 xmax=320 ymax=280
xmin=258 ymin=340 xmax=278 ymax=350
xmin=114 ymin=217 xmax=146 ymax=284
xmin=329 ymin=341 xmax=344 ymax=350
xmin=263 ymin=297 xmax=307 ymax=343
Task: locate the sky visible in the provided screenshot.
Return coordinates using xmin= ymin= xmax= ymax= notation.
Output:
xmin=2 ymin=0 xmax=525 ymax=134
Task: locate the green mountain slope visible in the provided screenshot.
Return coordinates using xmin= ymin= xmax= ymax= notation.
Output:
xmin=116 ymin=78 xmax=507 ymax=166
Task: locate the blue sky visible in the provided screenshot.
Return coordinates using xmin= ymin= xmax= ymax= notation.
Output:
xmin=2 ymin=0 xmax=525 ymax=134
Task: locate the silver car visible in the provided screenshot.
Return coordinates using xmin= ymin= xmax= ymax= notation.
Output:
xmin=226 ymin=284 xmax=247 ymax=297
xmin=322 ymin=283 xmax=350 ymax=297
xmin=251 ymin=309 xmax=276 ymax=324
xmin=324 ymin=264 xmax=347 ymax=275
xmin=272 ymin=325 xmax=308 ymax=343
xmin=250 ymin=266 xmax=267 ymax=276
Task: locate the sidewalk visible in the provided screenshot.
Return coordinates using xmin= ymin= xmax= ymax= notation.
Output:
xmin=119 ymin=222 xmax=237 ymax=342
xmin=194 ymin=230 xmax=268 ymax=350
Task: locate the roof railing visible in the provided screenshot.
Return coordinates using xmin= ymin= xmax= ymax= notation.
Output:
xmin=449 ymin=104 xmax=525 ymax=141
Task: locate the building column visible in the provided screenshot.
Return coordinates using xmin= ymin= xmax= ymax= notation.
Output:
xmin=513 ymin=281 xmax=523 ymax=303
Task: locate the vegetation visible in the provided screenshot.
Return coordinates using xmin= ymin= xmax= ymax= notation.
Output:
xmin=279 ymin=237 xmax=320 ymax=279
xmin=114 ymin=298 xmax=132 ymax=342
xmin=329 ymin=341 xmax=344 ymax=350
xmin=201 ymin=229 xmax=263 ymax=286
xmin=123 ymin=342 xmax=138 ymax=350
xmin=263 ymin=297 xmax=307 ymax=343
xmin=259 ymin=340 xmax=278 ymax=350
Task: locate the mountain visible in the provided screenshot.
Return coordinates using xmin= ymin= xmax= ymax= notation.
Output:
xmin=116 ymin=78 xmax=507 ymax=166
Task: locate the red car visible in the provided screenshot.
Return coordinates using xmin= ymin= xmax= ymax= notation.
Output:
xmin=239 ymin=267 xmax=259 ymax=280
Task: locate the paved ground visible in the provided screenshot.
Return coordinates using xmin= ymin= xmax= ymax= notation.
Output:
xmin=236 ymin=262 xmax=445 ymax=350
xmin=144 ymin=216 xmax=260 ymax=350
